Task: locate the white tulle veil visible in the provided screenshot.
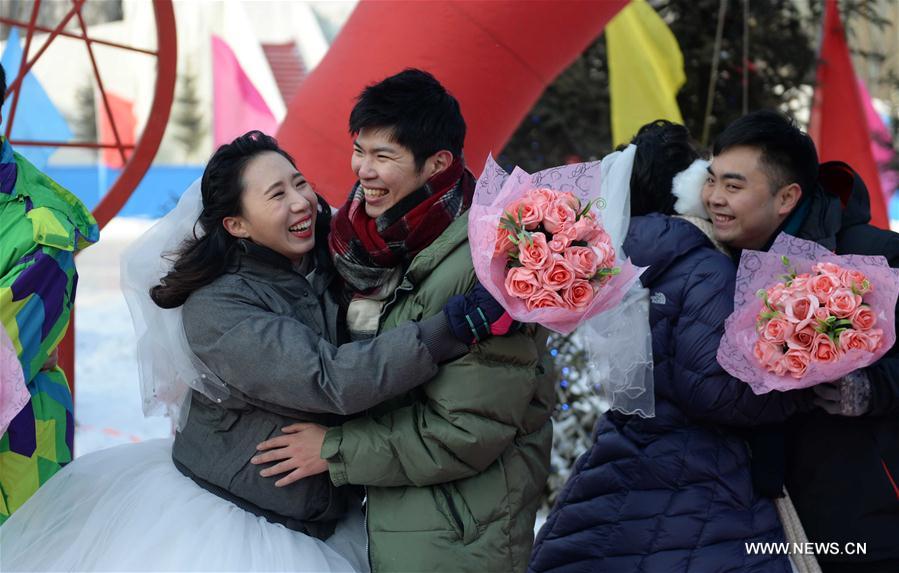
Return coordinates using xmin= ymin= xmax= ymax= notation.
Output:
xmin=120 ymin=179 xmax=228 ymax=429
xmin=576 ymin=145 xmax=656 ymax=417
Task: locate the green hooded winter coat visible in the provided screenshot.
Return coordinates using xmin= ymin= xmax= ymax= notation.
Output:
xmin=322 ymin=214 xmax=554 ymax=572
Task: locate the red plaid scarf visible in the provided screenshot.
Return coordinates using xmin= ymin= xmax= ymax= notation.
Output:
xmin=329 ymin=157 xmax=475 ymax=294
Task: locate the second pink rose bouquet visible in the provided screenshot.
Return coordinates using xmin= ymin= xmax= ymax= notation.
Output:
xmin=469 ymin=155 xmax=640 ymax=334
xmin=754 ymin=260 xmax=882 ymax=379
xmin=718 ymin=233 xmax=899 ymax=394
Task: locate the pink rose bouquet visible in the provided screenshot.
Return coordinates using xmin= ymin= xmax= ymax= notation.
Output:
xmin=718 ymin=233 xmax=899 ymax=394
xmin=498 ymin=188 xmax=619 ymax=311
xmin=469 ymin=155 xmax=640 ymax=334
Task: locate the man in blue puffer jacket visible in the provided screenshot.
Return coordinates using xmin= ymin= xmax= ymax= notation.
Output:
xmin=530 ymin=121 xmax=812 ymax=573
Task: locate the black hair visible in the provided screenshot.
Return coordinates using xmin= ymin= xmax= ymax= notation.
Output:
xmin=348 ymin=68 xmax=466 ymax=169
xmin=0 ymin=63 xmax=6 ymax=106
xmin=712 ymin=110 xmax=819 ymax=197
xmin=151 ymin=130 xmax=330 ymax=308
xmin=628 ymin=120 xmax=700 ymax=216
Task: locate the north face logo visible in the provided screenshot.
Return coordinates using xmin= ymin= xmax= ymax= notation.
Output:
xmin=650 ymin=292 xmax=667 ymax=305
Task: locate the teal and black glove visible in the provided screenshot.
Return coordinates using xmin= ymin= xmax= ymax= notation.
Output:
xmin=443 ymin=282 xmax=516 ymax=344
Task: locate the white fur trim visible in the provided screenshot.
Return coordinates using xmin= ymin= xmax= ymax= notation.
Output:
xmin=672 ymin=158 xmax=710 ymax=219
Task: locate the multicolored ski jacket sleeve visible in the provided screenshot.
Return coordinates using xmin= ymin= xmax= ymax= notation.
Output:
xmin=0 ymin=136 xmax=99 ymax=382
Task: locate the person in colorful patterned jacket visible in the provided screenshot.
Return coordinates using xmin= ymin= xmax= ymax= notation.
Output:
xmin=0 ymin=63 xmax=99 ymax=523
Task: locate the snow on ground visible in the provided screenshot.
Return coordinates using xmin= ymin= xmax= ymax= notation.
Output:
xmin=74 ymin=217 xmax=172 ymax=456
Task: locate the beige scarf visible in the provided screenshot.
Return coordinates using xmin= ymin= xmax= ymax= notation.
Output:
xmin=345 ymin=268 xmax=402 ymax=340
xmin=674 ymin=214 xmax=730 ymax=256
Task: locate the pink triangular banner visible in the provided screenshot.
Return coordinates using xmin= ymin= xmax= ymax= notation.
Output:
xmin=212 ymin=34 xmax=278 ymax=146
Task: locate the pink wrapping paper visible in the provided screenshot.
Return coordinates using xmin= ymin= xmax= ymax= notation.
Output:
xmin=718 ymin=233 xmax=899 ymax=394
xmin=469 ymin=155 xmax=641 ymax=334
xmin=1 ymin=328 xmax=29 ymax=436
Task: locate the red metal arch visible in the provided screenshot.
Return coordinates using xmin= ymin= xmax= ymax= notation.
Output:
xmin=1 ymin=0 xmax=177 ymax=416
xmin=1 ymin=0 xmax=177 ymax=229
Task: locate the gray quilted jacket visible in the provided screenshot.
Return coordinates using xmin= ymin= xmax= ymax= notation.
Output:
xmin=173 ymin=241 xmax=464 ymax=539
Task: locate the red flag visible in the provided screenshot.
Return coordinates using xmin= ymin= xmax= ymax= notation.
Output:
xmin=98 ymin=91 xmax=136 ymax=169
xmin=808 ymin=0 xmax=888 ymax=229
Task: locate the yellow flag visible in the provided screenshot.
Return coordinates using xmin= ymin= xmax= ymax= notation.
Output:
xmin=607 ymin=0 xmax=686 ymax=147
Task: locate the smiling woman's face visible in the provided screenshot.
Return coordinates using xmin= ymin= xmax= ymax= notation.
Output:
xmin=223 ymin=151 xmax=317 ymax=263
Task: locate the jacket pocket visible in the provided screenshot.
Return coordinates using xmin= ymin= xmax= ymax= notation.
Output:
xmin=226 ymin=419 xmax=346 ymax=526
xmin=224 ymin=416 xmax=277 ymax=484
xmin=27 ymin=206 xmax=75 ymax=251
xmin=173 ymin=401 xmax=245 ymax=485
xmin=213 ymin=408 xmax=241 ymax=433
xmin=437 ymin=484 xmax=480 ymax=544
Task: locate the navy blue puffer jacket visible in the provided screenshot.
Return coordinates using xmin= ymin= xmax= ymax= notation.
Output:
xmin=530 ymin=215 xmax=811 ymax=573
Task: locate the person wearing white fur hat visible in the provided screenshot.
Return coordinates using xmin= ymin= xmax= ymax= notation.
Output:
xmin=529 ymin=120 xmax=813 ymax=573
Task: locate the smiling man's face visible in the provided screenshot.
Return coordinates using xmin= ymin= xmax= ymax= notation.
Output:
xmin=351 ymin=128 xmax=433 ymax=219
xmin=703 ymin=145 xmax=800 ymax=250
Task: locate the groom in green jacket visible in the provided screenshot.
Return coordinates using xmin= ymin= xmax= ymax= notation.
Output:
xmin=253 ymin=69 xmax=554 ymax=572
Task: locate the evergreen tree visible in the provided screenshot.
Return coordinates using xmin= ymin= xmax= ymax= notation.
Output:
xmin=73 ymin=80 xmax=98 ymax=160
xmin=499 ymin=38 xmax=611 ymax=174
xmin=73 ymin=81 xmax=97 ymax=142
xmin=502 ymin=0 xmax=819 ymax=173
xmin=171 ymin=64 xmax=206 ymax=160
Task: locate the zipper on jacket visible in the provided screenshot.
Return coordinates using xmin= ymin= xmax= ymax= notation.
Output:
xmin=363 ymin=275 xmax=421 ymax=571
xmin=363 ymin=277 xmax=411 ymax=571
xmin=439 ymin=484 xmax=465 ymax=537
xmin=364 ymin=487 xmax=373 ymax=572
xmin=379 ymin=280 xmax=414 ymax=319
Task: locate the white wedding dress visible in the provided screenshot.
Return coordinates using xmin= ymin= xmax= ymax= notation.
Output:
xmin=0 ymin=181 xmax=368 ymax=572
xmin=0 ymin=438 xmax=368 ymax=572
